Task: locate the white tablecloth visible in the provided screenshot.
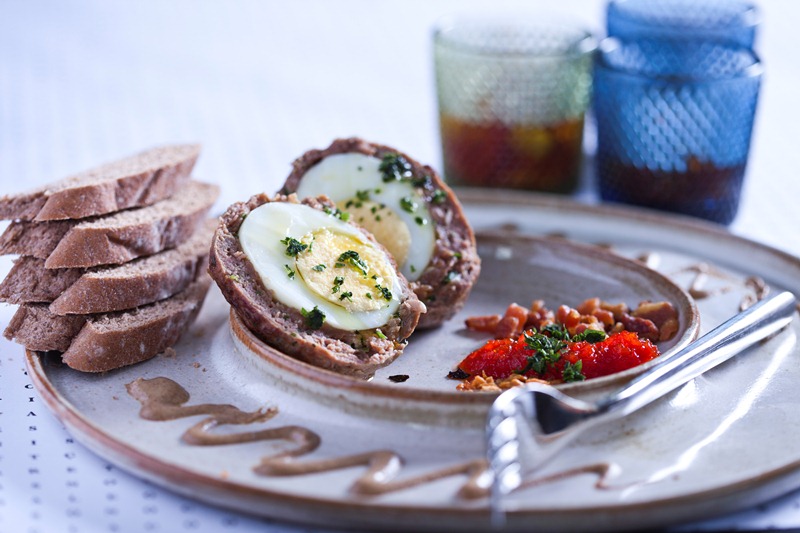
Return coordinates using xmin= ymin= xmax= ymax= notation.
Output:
xmin=1 ymin=1 xmax=799 ymax=531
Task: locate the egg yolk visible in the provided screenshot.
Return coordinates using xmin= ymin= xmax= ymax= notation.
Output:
xmin=336 ymin=199 xmax=412 ymax=267
xmin=294 ymin=228 xmax=397 ymax=313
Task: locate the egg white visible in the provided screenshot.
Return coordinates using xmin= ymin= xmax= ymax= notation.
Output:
xmin=294 ymin=153 xmax=436 ymax=281
xmin=238 ymin=202 xmax=402 ymax=331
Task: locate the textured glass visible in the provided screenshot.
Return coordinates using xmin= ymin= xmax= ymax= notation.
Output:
xmin=434 ymin=18 xmax=596 ymax=193
xmin=593 ymin=38 xmax=762 ymax=224
xmin=607 ymin=0 xmax=760 ymax=48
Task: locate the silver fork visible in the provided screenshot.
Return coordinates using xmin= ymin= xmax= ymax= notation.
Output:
xmin=486 ymin=290 xmax=796 ymax=518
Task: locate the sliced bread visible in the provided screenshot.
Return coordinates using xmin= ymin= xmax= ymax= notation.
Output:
xmin=0 ymin=144 xmax=200 ymax=222
xmin=0 ymin=219 xmax=216 ymax=313
xmin=46 ymin=180 xmax=218 ymax=268
xmin=0 ymin=256 xmax=83 ymax=303
xmin=0 ymin=219 xmax=73 ymax=259
xmin=4 ymin=304 xmax=86 ymax=352
xmin=4 ymin=275 xmax=212 ymax=372
xmin=0 ymin=180 xmax=219 ymax=268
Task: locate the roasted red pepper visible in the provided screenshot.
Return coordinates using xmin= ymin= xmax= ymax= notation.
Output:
xmin=456 ymin=329 xmax=659 ymax=383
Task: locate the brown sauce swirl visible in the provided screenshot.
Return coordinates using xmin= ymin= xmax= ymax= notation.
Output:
xmin=126 ymin=377 xmax=498 ymax=499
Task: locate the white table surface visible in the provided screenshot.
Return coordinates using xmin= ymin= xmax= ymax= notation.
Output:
xmin=1 ymin=1 xmax=799 ymax=531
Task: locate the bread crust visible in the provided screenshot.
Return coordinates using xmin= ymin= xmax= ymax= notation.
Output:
xmin=208 ymin=193 xmax=426 ymax=379
xmin=281 ymin=137 xmax=480 ymax=328
xmin=0 ymin=144 xmax=200 ymax=222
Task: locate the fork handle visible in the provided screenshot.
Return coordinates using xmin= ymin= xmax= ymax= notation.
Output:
xmin=599 ymin=290 xmax=796 ymax=417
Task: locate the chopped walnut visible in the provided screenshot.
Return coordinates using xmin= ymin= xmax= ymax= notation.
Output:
xmin=464 ymin=297 xmax=678 ymax=342
xmin=632 ymin=301 xmax=679 ymax=342
xmin=457 ymin=372 xmax=550 ymax=392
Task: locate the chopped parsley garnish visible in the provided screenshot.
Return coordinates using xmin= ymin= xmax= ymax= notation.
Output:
xmin=374 ymin=283 xmax=392 ymax=301
xmin=312 ymin=264 xmax=326 ymax=272
xmin=442 ymin=271 xmax=459 ymax=284
xmin=520 ymin=331 xmax=566 ymax=375
xmin=562 ymin=360 xmax=586 ymax=382
xmin=324 ymin=206 xmax=350 ymax=222
xmin=332 ymin=276 xmax=344 ymax=294
xmin=337 ymin=250 xmax=368 ymax=276
xmin=300 ymin=306 xmax=325 ymax=329
xmin=379 ymin=153 xmax=413 ymax=182
xmin=339 ymin=291 xmax=353 ymax=302
xmin=366 ymin=292 xmax=373 ymax=299
xmin=280 ymin=237 xmax=308 ymax=256
xmin=399 ymin=196 xmax=418 ymax=213
xmin=431 ymin=189 xmax=447 ymax=204
xmin=414 ymin=216 xmax=427 ymax=226
xmin=572 ymin=329 xmax=608 ymax=343
xmin=515 ymin=326 xmax=601 ymax=380
xmin=355 ymin=189 xmax=370 ymax=201
xmin=283 ymin=264 xmax=295 ymax=279
xmin=541 ymin=323 xmax=569 ymax=340
xmin=411 ymin=175 xmax=432 ymax=188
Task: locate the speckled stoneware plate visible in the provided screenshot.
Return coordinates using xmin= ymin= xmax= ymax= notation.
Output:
xmin=25 ymin=190 xmax=800 ymax=532
xmin=229 ymin=231 xmax=698 ymax=428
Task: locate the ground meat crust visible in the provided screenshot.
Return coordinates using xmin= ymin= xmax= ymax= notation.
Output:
xmin=281 ymin=137 xmax=481 ymax=329
xmin=208 ymin=193 xmax=425 ymax=379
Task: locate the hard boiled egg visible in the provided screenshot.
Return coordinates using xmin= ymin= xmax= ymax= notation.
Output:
xmin=293 ymin=153 xmax=436 ymax=281
xmin=238 ymin=201 xmax=403 ymax=331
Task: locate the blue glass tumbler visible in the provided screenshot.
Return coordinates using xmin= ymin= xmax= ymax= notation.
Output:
xmin=607 ymin=0 xmax=760 ymax=48
xmin=593 ymin=38 xmax=762 ymax=224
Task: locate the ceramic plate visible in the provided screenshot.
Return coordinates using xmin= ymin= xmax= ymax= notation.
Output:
xmin=229 ymin=231 xmax=698 ymax=428
xmin=25 ymin=190 xmax=800 ymax=532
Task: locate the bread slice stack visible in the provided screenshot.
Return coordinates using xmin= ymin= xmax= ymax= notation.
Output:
xmin=1 ymin=144 xmax=219 ymax=372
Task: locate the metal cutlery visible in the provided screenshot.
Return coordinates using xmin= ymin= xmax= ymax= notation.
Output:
xmin=485 ymin=290 xmax=797 ymax=519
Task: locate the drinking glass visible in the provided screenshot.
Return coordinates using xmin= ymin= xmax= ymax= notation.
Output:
xmin=607 ymin=0 xmax=760 ymax=48
xmin=433 ymin=17 xmax=596 ymax=193
xmin=593 ymin=37 xmax=762 ymax=224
